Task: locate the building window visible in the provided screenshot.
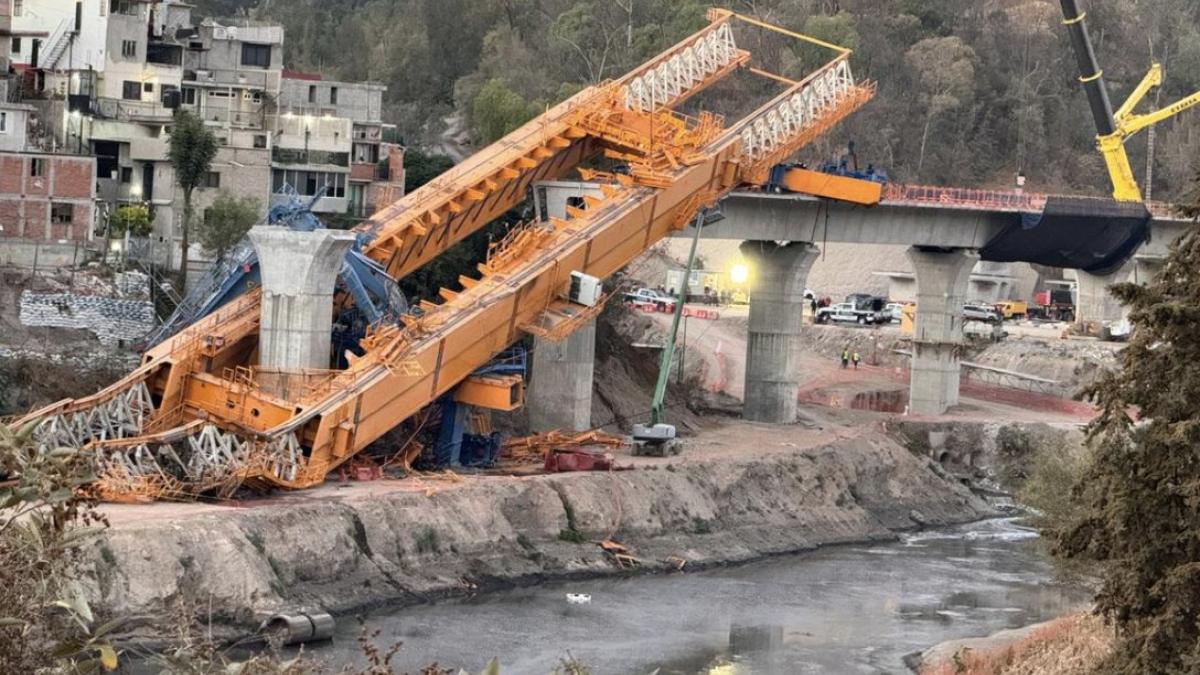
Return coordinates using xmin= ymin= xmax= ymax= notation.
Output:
xmin=182 ymin=87 xmax=196 ymax=105
xmin=205 ymin=172 xmax=220 ymax=188
xmin=110 ymin=0 xmax=139 ymax=16
xmin=0 ymin=111 xmax=6 ymax=134
xmin=271 ymin=169 xmax=346 ymax=198
xmin=122 ymin=40 xmax=136 ymax=58
xmin=307 ymin=85 xmax=316 ymax=103
xmin=330 ymin=87 xmax=338 ymax=105
xmin=30 ymin=158 xmax=45 ymax=177
xmin=240 ymin=43 xmax=271 ymax=68
xmin=120 ymin=166 xmax=133 ymax=183
xmin=143 ymin=81 xmax=154 ymax=93
xmin=51 ymin=203 xmax=73 ymax=224
xmin=13 ymin=0 xmax=22 ymax=17
xmin=122 ymin=80 xmax=140 ymax=100
xmin=253 ymin=134 xmax=267 ymax=149
xmin=11 ymin=37 xmax=21 ymax=55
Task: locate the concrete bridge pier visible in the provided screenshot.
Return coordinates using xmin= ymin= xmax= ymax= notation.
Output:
xmin=907 ymin=247 xmax=978 ymax=416
xmin=740 ymin=241 xmax=820 ymax=423
xmin=1075 ymin=257 xmax=1163 ymax=325
xmin=1075 ymin=264 xmax=1133 ymax=325
xmin=527 ymin=319 xmax=596 ymax=432
xmin=249 ymin=226 xmax=357 ymax=371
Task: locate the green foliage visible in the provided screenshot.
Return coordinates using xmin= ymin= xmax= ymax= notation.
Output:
xmin=1017 ymin=434 xmax=1091 ymax=534
xmin=403 ymin=148 xmax=456 ymax=195
xmin=108 ymin=204 xmax=153 ymax=238
xmin=167 ymin=110 xmax=218 ymax=199
xmin=1054 ymin=169 xmax=1200 ymax=672
xmin=167 ymin=109 xmax=218 ymax=290
xmin=0 ymin=421 xmax=122 ymax=674
xmin=472 ymin=78 xmax=542 ymax=144
xmin=196 ymin=192 xmax=261 ymax=261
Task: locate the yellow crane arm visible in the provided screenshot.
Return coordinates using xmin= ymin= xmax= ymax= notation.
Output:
xmin=1118 ymin=85 xmax=1200 ymax=136
xmin=1112 ymin=63 xmax=1162 ymax=124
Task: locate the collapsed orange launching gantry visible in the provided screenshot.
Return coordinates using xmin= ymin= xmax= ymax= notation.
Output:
xmin=15 ymin=9 xmax=874 ymax=500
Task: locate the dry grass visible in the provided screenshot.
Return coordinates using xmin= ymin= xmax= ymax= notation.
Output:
xmin=920 ymin=612 xmax=1114 ymax=675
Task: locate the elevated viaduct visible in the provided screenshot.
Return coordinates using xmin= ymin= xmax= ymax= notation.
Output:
xmin=536 ymin=181 xmax=1191 ymax=419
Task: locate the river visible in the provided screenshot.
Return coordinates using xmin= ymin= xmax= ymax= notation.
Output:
xmin=306 ymin=518 xmax=1091 ymax=674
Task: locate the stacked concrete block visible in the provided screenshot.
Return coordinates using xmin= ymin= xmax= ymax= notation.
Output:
xmin=19 ymin=290 xmax=156 ymax=346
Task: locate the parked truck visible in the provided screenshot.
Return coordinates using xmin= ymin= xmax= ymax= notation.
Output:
xmin=1028 ymin=290 xmax=1075 ymax=322
xmin=816 ymin=293 xmax=890 ymax=325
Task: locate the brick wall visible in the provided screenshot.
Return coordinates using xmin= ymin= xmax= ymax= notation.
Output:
xmin=0 ymin=152 xmax=95 ymax=241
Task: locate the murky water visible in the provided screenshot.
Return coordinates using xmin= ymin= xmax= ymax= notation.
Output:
xmin=309 ymin=518 xmax=1091 ymax=674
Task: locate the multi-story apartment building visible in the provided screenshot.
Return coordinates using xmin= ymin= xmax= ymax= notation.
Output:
xmin=0 ymin=99 xmax=97 ymax=267
xmin=8 ymin=0 xmax=402 ymax=274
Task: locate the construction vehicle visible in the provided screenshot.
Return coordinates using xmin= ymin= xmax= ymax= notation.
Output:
xmin=632 ymin=211 xmax=707 ymax=458
xmin=1029 ymin=290 xmax=1076 ymax=322
xmin=14 ymin=10 xmax=873 ymax=500
xmin=763 ymin=140 xmax=886 ymax=205
xmin=1058 ymin=0 xmax=1200 ymax=202
xmin=994 ymin=300 xmax=1028 ymax=320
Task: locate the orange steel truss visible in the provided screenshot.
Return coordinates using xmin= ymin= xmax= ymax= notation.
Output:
xmin=15 ymin=10 xmax=874 ymax=500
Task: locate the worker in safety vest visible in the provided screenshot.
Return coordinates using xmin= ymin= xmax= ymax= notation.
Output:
xmin=841 ymin=348 xmax=850 ymax=369
xmin=852 ymin=351 xmax=861 ymax=370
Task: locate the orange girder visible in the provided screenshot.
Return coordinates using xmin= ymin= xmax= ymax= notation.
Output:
xmin=15 ymin=13 xmax=875 ymax=500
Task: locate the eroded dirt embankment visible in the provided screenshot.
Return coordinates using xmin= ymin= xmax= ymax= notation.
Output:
xmin=83 ymin=429 xmax=992 ymax=633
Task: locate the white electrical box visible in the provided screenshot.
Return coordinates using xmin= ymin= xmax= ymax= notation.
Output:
xmin=568 ymin=271 xmax=603 ymax=307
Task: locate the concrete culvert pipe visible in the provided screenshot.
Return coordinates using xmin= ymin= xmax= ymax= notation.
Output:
xmin=262 ymin=612 xmax=336 ymax=645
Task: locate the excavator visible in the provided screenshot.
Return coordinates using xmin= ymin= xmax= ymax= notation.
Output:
xmin=13 ymin=9 xmax=875 ymax=501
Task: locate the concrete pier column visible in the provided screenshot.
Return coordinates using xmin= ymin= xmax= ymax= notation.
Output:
xmin=528 ymin=319 xmax=595 ymax=432
xmin=908 ymin=247 xmax=978 ymax=416
xmin=249 ymin=226 xmax=356 ymax=371
xmin=1075 ymin=263 xmax=1134 ymax=325
xmin=740 ymin=241 xmax=819 ymax=423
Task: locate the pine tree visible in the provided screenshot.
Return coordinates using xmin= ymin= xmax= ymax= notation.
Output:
xmin=1058 ymin=163 xmax=1200 ymax=672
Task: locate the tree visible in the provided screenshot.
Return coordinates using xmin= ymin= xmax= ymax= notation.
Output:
xmin=472 ymin=78 xmax=542 ymax=144
xmin=904 ymin=36 xmax=976 ymax=179
xmin=195 ymin=192 xmax=261 ymax=262
xmin=166 ymin=109 xmax=218 ymax=293
xmin=1056 ymin=164 xmax=1200 ymax=672
xmin=403 ymin=148 xmax=456 ymax=194
xmin=108 ymin=204 xmax=153 ymax=238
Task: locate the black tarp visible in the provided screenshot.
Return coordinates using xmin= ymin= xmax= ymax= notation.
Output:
xmin=980 ymin=196 xmax=1151 ymax=275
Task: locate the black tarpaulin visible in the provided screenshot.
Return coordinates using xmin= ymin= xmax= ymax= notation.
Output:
xmin=980 ymin=196 xmax=1151 ymax=275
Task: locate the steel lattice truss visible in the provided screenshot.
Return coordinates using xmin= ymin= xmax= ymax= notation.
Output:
xmin=738 ymin=59 xmax=857 ymax=165
xmin=93 ymin=424 xmax=305 ymax=497
xmin=623 ymin=22 xmax=739 ymax=113
xmin=33 ymin=381 xmax=155 ymax=450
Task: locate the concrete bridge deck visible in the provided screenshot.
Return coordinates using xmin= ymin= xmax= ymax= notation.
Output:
xmin=534 ymin=180 xmax=1191 ymax=422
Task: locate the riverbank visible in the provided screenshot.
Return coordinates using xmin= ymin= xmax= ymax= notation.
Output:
xmin=83 ymin=421 xmax=995 ymax=639
xmin=916 ymin=611 xmax=1113 ymax=674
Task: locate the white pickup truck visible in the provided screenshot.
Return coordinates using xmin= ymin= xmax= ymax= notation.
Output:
xmin=815 ymin=302 xmax=882 ymax=325
xmin=623 ymin=288 xmax=676 ymax=312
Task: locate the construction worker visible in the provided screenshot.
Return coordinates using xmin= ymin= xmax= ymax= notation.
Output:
xmin=841 ymin=348 xmax=850 ymax=369
xmin=852 ymin=351 xmax=861 ymax=370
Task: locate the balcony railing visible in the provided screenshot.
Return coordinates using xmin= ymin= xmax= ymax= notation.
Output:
xmin=271 ymin=147 xmax=349 ymax=167
xmin=96 ymin=97 xmax=175 ymax=122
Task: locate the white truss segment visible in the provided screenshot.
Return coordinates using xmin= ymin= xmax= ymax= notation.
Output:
xmin=94 ymin=423 xmax=302 ymax=491
xmin=737 ymin=59 xmax=857 ymax=165
xmin=623 ymin=22 xmax=738 ymax=112
xmin=33 ymin=381 xmax=155 ymax=450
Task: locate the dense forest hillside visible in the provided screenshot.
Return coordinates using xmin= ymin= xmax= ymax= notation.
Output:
xmin=197 ymin=0 xmax=1200 ymax=199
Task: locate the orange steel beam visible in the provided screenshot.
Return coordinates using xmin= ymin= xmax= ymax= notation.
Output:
xmin=19 ymin=14 xmax=874 ymax=500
